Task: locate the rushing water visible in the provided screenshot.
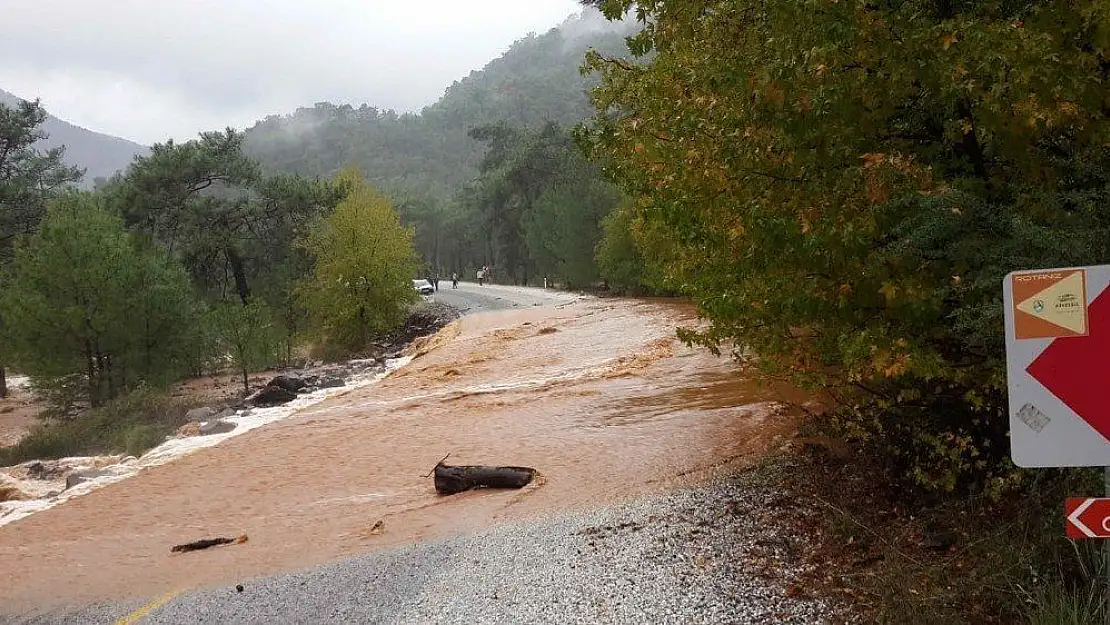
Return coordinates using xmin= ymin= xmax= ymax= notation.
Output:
xmin=0 ymin=358 xmax=411 ymax=528
xmin=0 ymin=296 xmax=809 ymax=612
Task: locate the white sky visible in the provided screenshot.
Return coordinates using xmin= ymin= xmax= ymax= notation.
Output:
xmin=0 ymin=1 xmax=584 ymax=144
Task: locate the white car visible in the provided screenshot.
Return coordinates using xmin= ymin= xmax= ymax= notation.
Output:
xmin=413 ymin=279 xmax=435 ymax=296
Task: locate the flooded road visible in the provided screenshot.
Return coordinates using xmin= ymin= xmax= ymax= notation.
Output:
xmin=0 ymin=294 xmax=808 ymax=614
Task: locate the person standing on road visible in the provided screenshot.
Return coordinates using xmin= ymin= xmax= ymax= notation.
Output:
xmin=452 ymin=272 xmax=459 ymax=289
xmin=477 ymin=267 xmax=484 ymax=287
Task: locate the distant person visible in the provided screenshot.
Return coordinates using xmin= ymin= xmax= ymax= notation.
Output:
xmin=433 ymin=275 xmax=439 ymax=291
xmin=477 ymin=267 xmax=484 ymax=286
xmin=452 ymin=272 xmax=459 ymax=289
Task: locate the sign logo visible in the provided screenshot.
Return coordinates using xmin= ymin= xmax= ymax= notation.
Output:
xmin=1012 ymin=269 xmax=1088 ymax=339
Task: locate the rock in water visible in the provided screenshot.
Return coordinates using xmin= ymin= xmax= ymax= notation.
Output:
xmin=251 ymin=385 xmax=298 ymax=407
xmin=318 ymin=376 xmax=346 ymax=389
xmin=65 ymin=469 xmax=111 ymax=490
xmin=199 ymin=420 xmax=236 ymax=436
xmin=0 ymin=476 xmax=29 ymax=502
xmin=176 ymin=422 xmax=202 ymax=437
xmin=184 ymin=407 xmax=217 ymax=422
xmin=266 ymin=375 xmax=307 ymax=394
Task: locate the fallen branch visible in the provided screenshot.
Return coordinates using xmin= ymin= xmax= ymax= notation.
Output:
xmin=422 ymin=453 xmax=451 ymax=478
xmin=171 ymin=534 xmax=249 ymax=553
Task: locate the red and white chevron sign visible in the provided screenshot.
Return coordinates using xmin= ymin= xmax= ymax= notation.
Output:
xmin=1066 ymin=498 xmax=1110 ymax=539
xmin=1004 ymin=265 xmax=1110 ymax=467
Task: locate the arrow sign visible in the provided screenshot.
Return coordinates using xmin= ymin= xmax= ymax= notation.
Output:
xmin=1066 ymin=498 xmax=1110 ymax=538
xmin=1005 ymin=265 xmax=1110 ymax=467
xmin=1026 ymin=289 xmax=1110 ymax=442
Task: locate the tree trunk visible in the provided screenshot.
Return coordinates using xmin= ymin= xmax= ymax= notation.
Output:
xmin=226 ymin=247 xmax=251 ymax=305
xmin=0 ymin=364 xmax=7 ymax=398
xmin=85 ymin=340 xmax=101 ymax=408
xmin=241 ymin=366 xmax=249 ymax=395
xmin=433 ymin=463 xmax=537 ymax=495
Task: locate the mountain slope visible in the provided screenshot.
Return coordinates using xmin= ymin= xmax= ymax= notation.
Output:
xmin=0 ymin=89 xmax=149 ymax=185
xmin=243 ymin=9 xmax=636 ymax=200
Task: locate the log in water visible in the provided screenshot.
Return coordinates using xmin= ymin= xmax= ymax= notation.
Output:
xmin=433 ymin=463 xmax=536 ymax=495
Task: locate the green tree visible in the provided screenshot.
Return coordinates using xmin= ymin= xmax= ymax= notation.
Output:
xmin=210 ymin=299 xmax=279 ymax=393
xmin=580 ymin=0 xmax=1110 ymax=492
xmin=465 ymin=122 xmax=620 ymax=285
xmin=298 ymin=169 xmax=420 ymax=351
xmin=0 ymin=192 xmax=199 ymax=407
xmin=0 ymin=98 xmax=84 ymax=397
xmin=524 ymin=175 xmax=621 ymax=288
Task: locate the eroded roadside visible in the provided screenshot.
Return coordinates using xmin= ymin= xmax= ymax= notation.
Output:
xmin=2 ymin=295 xmax=814 ymax=617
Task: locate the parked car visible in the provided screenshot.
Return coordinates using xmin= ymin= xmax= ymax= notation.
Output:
xmin=413 ymin=279 xmax=434 ymax=296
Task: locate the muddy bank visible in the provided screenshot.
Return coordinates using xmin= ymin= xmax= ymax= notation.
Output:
xmin=0 ymin=297 xmax=808 ymax=614
xmin=0 ymin=303 xmax=461 ymax=527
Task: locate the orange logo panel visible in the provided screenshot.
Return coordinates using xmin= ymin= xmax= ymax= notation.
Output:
xmin=1012 ymin=269 xmax=1088 ymax=340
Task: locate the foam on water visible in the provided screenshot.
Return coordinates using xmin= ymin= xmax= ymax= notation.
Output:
xmin=0 ymin=357 xmax=412 ymax=528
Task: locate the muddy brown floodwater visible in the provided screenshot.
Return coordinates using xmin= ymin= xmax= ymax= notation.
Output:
xmin=0 ymin=297 xmax=810 ymax=615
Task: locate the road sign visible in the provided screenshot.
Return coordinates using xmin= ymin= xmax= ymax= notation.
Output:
xmin=1004 ymin=265 xmax=1110 ymax=467
xmin=1066 ymin=498 xmax=1110 ymax=539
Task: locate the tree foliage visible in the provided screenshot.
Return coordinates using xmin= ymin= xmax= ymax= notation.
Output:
xmin=210 ymin=299 xmax=280 ymax=393
xmin=581 ymin=0 xmax=1110 ymax=492
xmin=298 ymin=169 xmax=420 ymax=351
xmin=0 ymin=193 xmax=199 ymax=407
xmin=464 ymin=122 xmax=623 ymax=285
xmin=107 ymin=129 xmax=341 ymax=305
xmin=0 ymin=98 xmax=84 ymax=397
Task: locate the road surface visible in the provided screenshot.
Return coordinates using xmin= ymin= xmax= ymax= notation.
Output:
xmin=428 ymin=281 xmax=579 ymax=314
xmin=3 ymin=285 xmax=826 ymax=624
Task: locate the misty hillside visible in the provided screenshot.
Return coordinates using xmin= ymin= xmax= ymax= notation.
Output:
xmin=243 ymin=10 xmax=637 ymax=200
xmin=0 ymin=89 xmax=148 ymax=185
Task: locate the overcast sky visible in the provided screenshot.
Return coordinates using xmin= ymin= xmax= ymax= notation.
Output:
xmin=0 ymin=1 xmax=584 ymax=145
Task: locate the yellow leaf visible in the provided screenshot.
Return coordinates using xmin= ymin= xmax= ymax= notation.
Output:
xmin=879 ymin=281 xmax=899 ymax=302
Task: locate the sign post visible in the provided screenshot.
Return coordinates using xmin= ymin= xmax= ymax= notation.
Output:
xmin=1004 ymin=265 xmax=1110 ymax=622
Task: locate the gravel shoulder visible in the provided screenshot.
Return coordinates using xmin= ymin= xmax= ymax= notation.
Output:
xmin=25 ymin=461 xmax=837 ymax=625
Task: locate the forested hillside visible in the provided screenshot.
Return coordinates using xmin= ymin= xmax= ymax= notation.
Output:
xmin=243 ymin=11 xmax=634 ymax=199
xmin=0 ymin=89 xmax=147 ymax=185
xmin=242 ymin=10 xmax=638 ymax=285
xmin=246 ymin=11 xmax=634 ymax=199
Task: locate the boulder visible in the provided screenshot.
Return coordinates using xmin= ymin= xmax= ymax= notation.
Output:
xmin=251 ymin=385 xmax=298 ymax=407
xmin=199 ymin=420 xmax=236 ymax=436
xmin=176 ymin=422 xmax=202 ymax=437
xmin=266 ymin=375 xmax=307 ymax=394
xmin=0 ymin=476 xmax=28 ymax=502
xmin=318 ymin=376 xmax=346 ymax=389
xmin=184 ymin=407 xmax=217 ymax=423
xmin=65 ymin=469 xmax=111 ymax=490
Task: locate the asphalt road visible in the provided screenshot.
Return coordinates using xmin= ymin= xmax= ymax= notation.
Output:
xmin=426 ymin=281 xmax=580 ymax=315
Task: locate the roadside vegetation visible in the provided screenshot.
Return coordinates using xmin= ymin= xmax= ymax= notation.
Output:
xmin=0 ymin=102 xmax=422 ymax=463
xmin=577 ymin=0 xmax=1110 ymax=621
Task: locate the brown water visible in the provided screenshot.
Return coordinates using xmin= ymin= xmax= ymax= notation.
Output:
xmin=0 ymin=298 xmax=809 ymax=614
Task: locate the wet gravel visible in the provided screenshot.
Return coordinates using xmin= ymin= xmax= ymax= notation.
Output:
xmin=24 ymin=469 xmax=832 ymax=624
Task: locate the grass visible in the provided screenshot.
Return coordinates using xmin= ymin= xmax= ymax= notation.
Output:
xmin=0 ymin=387 xmax=201 ymax=465
xmin=782 ymin=441 xmax=1108 ymax=624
